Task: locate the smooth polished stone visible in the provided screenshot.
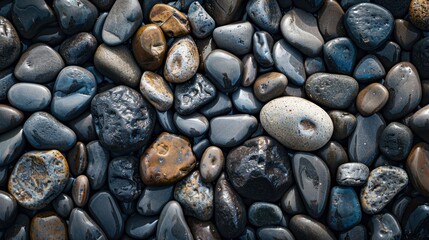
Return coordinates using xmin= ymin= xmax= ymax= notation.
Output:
xmin=85 ymin=141 xmax=109 ymax=190
xmin=402 ymin=197 xmax=429 ymax=239
xmin=406 ymin=143 xmax=429 ymax=196
xmin=410 ymin=0 xmax=429 ymax=30
xmin=156 ymin=109 xmax=178 ymax=134
xmin=0 ymin=127 xmax=25 ymax=167
xmin=273 ymin=39 xmax=306 ymax=86
xmin=164 ymin=37 xmax=199 ymax=83
xmin=59 ymin=32 xmax=97 ymax=65
xmin=328 ymin=110 xmax=357 ymax=140
xmin=0 ymin=190 xmax=17 ymax=229
xmin=305 ymin=57 xmax=326 ymax=75
xmin=0 ymin=68 xmax=16 ymax=100
xmin=280 ymin=8 xmax=324 ymax=56
xmin=175 ymin=73 xmax=216 ymax=115
xmin=52 ymin=194 xmax=74 ymax=218
xmin=238 ymin=227 xmax=257 ymax=240
xmin=231 ymin=87 xmax=263 ymax=114
xmin=108 ymin=156 xmax=141 ymax=202
xmin=361 ymin=166 xmax=408 ymax=214
xmin=157 ymin=201 xmax=193 ymax=240
xmin=71 ymin=175 xmax=90 ymax=207
xmin=174 ymin=113 xmax=209 ymax=137
xmin=394 ymin=19 xmax=421 ymax=51
xmin=412 ymin=37 xmax=429 ymax=79
xmin=242 ymin=54 xmax=258 ymax=87
xmin=102 ymin=0 xmax=142 ymax=46
xmin=323 ymin=37 xmax=357 ymax=75
xmin=318 ymin=0 xmax=346 ymax=41
xmin=92 ymin=12 xmax=108 ymax=42
xmin=214 ymin=173 xmax=247 ymax=239
xmin=125 ymin=214 xmax=158 ymax=239
xmin=209 ymin=114 xmax=258 ymax=148
xmin=67 ymin=111 xmax=97 ymax=143
xmin=289 ymin=215 xmax=336 ymax=240
xmin=305 ymin=73 xmax=358 ymax=109
xmin=140 ymin=132 xmax=196 ymax=185
xmin=200 ymin=146 xmax=224 ymax=183
xmin=292 ymin=153 xmax=331 ymax=218
xmin=188 ymin=1 xmax=215 ymax=39
xmin=410 ymin=104 xmax=429 ymax=142
xmin=67 ymin=142 xmax=87 ymax=177
xmin=379 ymin=122 xmax=413 ymax=161
xmin=88 ymin=191 xmax=124 ymax=240
xmin=90 ymin=0 xmax=115 ymax=11
xmin=260 ymin=96 xmax=333 ymax=151
xmin=356 ymin=83 xmax=388 ymax=116
xmin=337 ymin=163 xmax=369 ymax=186
xmin=246 ymin=0 xmax=281 ymax=34
xmin=328 ymin=186 xmax=361 ymax=231
xmin=204 ymin=0 xmax=246 ymax=26
xmin=8 ymin=83 xmax=51 ymax=112
xmin=227 ymin=136 xmax=293 ymax=202
xmin=150 ymin=3 xmax=190 ymax=37
xmin=51 ymin=66 xmax=96 ymax=121
xmin=3 ymin=213 xmax=29 ymax=240
xmin=8 ymin=150 xmax=69 ymax=210
xmin=392 ymin=195 xmax=411 ymax=221
xmin=339 ymin=225 xmax=367 ymax=240
xmin=253 ymin=72 xmax=287 ymax=102
xmin=94 ymin=44 xmax=142 ymax=87
xmin=317 ymin=141 xmax=349 ymax=177
xmin=0 ymin=17 xmax=21 ymax=71
xmin=348 ymin=113 xmax=385 ymax=166
xmin=200 ymin=92 xmax=232 ymax=118
xmin=53 ymin=0 xmax=98 ymax=35
xmin=193 ymin=138 xmax=210 ymax=160
xmin=196 ymin=37 xmax=217 ymax=72
xmin=14 ymin=44 xmax=64 ymax=83
xmin=132 ymin=24 xmax=167 ymax=71
xmin=68 ymin=208 xmax=107 ymax=240
xmin=0 ymin=105 xmax=23 ymax=134
xmin=344 ymin=3 xmax=394 ymax=50
xmin=281 ymin=185 xmax=305 ymax=215
xmin=353 ymin=55 xmax=385 ymax=83
xmin=248 ymin=202 xmax=284 ymax=227
xmin=187 ymin=217 xmax=221 ymax=240
xmin=23 ymin=112 xmax=76 ymax=151
xmin=253 ymin=31 xmax=274 ymax=67
xmin=91 ymin=85 xmax=155 ymax=152
xmin=369 ymin=213 xmax=402 ymax=240
xmin=375 ymin=41 xmax=402 ymax=70
xmin=30 ymin=211 xmax=67 ymax=240
xmin=213 ymin=21 xmax=254 ymax=56
xmin=140 ymin=71 xmax=173 ymax=111
xmin=137 ymin=185 xmax=174 ymax=216
xmin=373 ymin=0 xmax=409 ymax=18
xmin=256 ymin=227 xmax=294 ymax=240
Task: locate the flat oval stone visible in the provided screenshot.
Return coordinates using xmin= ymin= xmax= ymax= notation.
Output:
xmin=242 ymin=54 xmax=258 ymax=87
xmin=188 ymin=1 xmax=215 ymax=39
xmin=88 ymin=191 xmax=124 ymax=240
xmin=273 ymin=39 xmax=306 ymax=86
xmin=337 ymin=163 xmax=369 ymax=186
xmin=30 ymin=211 xmax=67 ymax=240
xmin=281 ymin=185 xmax=306 ymax=215
xmin=344 ymin=3 xmax=394 ymax=50
xmin=0 ymin=104 xmax=23 ymax=134
xmin=150 ymin=4 xmax=190 ymax=37
xmin=305 ymin=73 xmax=358 ymax=109
xmin=204 ymin=0 xmax=246 ymax=26
xmin=174 ymin=73 xmax=216 ymax=115
xmin=246 ymin=0 xmax=281 ymax=34
xmin=102 ymin=0 xmax=142 ymax=46
xmin=8 ymin=150 xmax=69 ymax=210
xmin=260 ymin=96 xmax=333 ymax=151
xmin=157 ymin=201 xmax=193 ymax=240
xmin=8 ymin=83 xmax=51 ymax=112
xmin=318 ymin=0 xmax=346 ymax=41
xmin=289 ymin=215 xmax=336 ymax=240
xmin=0 ymin=127 xmax=25 ymax=167
xmin=85 ymin=141 xmax=110 ymax=190
xmin=361 ymin=166 xmax=408 ymax=214
xmin=394 ymin=19 xmax=421 ymax=51
xmin=69 ymin=208 xmax=107 ymax=240
xmin=132 ymin=24 xmax=166 ymax=71
xmin=369 ymin=213 xmax=402 ymax=240
xmin=67 ymin=142 xmax=87 ymax=177
xmin=174 ymin=112 xmax=209 ymax=137
xmin=292 ymin=152 xmax=331 ymax=218
xmin=410 ymin=0 xmax=429 ymax=30
xmin=59 ymin=32 xmax=97 ymax=65
xmin=280 ymin=8 xmax=324 ymax=56
xmin=356 ymin=83 xmax=389 ymax=116
xmin=14 ymin=44 xmax=64 ymax=83
xmin=200 ymin=146 xmax=224 ymax=183
xmin=0 ymin=190 xmax=17 ymax=229
xmin=164 ymin=37 xmax=199 ymax=83
xmin=214 ymin=173 xmax=247 ymax=239
xmin=248 ymin=202 xmax=284 ymax=227
xmin=140 ymin=132 xmax=196 ymax=185
xmin=257 ymin=227 xmax=294 ymax=240
xmin=412 ymin=37 xmax=429 ymax=79
xmin=231 ymin=87 xmax=263 ymax=114
xmin=125 ymin=214 xmax=158 ymax=239
xmin=24 ymin=112 xmax=76 ymax=151
xmin=410 ymin=102 xmax=429 ymax=143
xmin=137 ymin=185 xmax=173 ymax=216
xmin=253 ymin=72 xmax=287 ymax=102
xmin=212 ymin=21 xmax=254 ymax=56
xmin=200 ymin=92 xmax=232 ymax=118
xmin=379 ymin=122 xmax=413 ymax=161
xmin=328 ymin=186 xmax=361 ymax=231
xmin=72 ymin=175 xmax=90 ymax=207
xmin=174 ymin=170 xmax=213 ymax=221
xmin=52 ymin=194 xmax=74 ymax=218
xmin=348 ymin=113 xmax=385 ymax=166
xmin=209 ymin=114 xmax=258 ymax=148
xmin=140 ymin=71 xmax=173 ymax=111
xmin=91 ymin=85 xmax=155 ymax=152
xmin=94 ymin=44 xmax=141 ymax=87
xmin=353 ymin=55 xmax=385 ymax=83
xmin=406 ymin=143 xmax=429 ymax=196
xmin=317 ymin=141 xmax=349 ymax=177
xmin=53 ymin=0 xmax=98 ymax=35
xmin=328 ymin=110 xmax=357 ymax=140
xmin=402 ymin=197 xmax=429 ymax=239
xmin=382 ymin=62 xmax=422 ymax=121
xmin=0 ymin=17 xmax=21 ymax=71
xmin=227 ymin=136 xmax=293 ymax=202
xmin=323 ymin=37 xmax=357 ymax=75
xmin=187 ymin=217 xmax=221 ymax=240
xmin=108 ymin=156 xmax=141 ymax=202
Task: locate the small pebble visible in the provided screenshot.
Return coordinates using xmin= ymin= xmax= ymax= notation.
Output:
xmin=140 ymin=71 xmax=173 ymax=111
xmin=52 ymin=194 xmax=74 ymax=218
xmin=327 ymin=186 xmax=361 ymax=231
xmin=85 ymin=140 xmax=110 ymax=190
xmin=30 ymin=211 xmax=67 ymax=240
xmin=253 ymin=72 xmax=287 ymax=102
xmin=273 ymin=39 xmax=306 ymax=86
xmin=248 ymin=202 xmax=284 ymax=227
xmin=379 ymin=122 xmax=413 ymax=161
xmin=209 ymin=114 xmax=258 ymax=148
xmin=337 ymin=163 xmax=370 ymax=186
xmin=163 ymin=37 xmax=199 ymax=83
xmin=137 ymin=185 xmax=174 ymax=216
xmin=353 ymin=55 xmax=386 ymax=83
xmin=173 ymin=112 xmax=209 ymax=137
xmin=289 ymin=215 xmax=336 ymax=240
xmin=132 ymin=24 xmax=166 ymax=71
xmin=356 ymin=83 xmax=389 ymax=116
xmin=199 ymin=146 xmax=224 ymax=183
xmin=323 ymin=37 xmax=357 ymax=75
xmin=72 ymin=175 xmax=90 ymax=207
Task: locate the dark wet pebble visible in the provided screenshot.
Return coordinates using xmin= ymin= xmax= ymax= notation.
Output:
xmin=356 ymin=83 xmax=389 ymax=116
xmin=412 ymin=37 xmax=429 ymax=79
xmin=231 ymin=87 xmax=264 ymax=114
xmin=253 ymin=72 xmax=287 ymax=102
xmin=173 ymin=112 xmax=209 ymax=137
xmin=68 ymin=208 xmax=107 ymax=240
xmin=327 ymin=186 xmax=361 ymax=231
xmin=305 ymin=57 xmax=326 ymax=76
xmin=137 ymin=185 xmax=174 ymax=216
xmin=0 ymin=68 xmax=16 ymax=101
xmin=353 ymin=55 xmax=385 ymax=83
xmin=209 ymin=114 xmax=258 ymax=147
xmin=402 ymin=197 xmax=429 ymax=239
xmin=328 ymin=110 xmax=357 ymax=140
xmin=318 ymin=0 xmax=346 ymax=41
xmin=374 ymin=0 xmax=410 ymax=18
xmin=0 ymin=190 xmax=17 ymax=228
xmin=187 ymin=217 xmax=221 ymax=240
xmin=14 ymin=44 xmax=64 ymax=83
xmin=204 ymin=0 xmax=246 ymax=26
xmin=248 ymin=202 xmax=284 ymax=227
xmin=67 ymin=142 xmax=88 ymax=177
xmin=157 ymin=201 xmax=193 ymax=240
xmin=336 ymin=163 xmax=369 ymax=186
xmin=52 ymin=194 xmax=74 ymax=218
xmin=392 ymin=195 xmax=411 ymax=221
xmin=72 ymin=176 xmax=89 ymax=207
xmin=253 ymin=31 xmax=274 ymax=68
xmin=242 ymin=54 xmax=258 ymax=87
xmin=246 ymin=0 xmax=281 ymax=34
xmin=30 ymin=211 xmax=68 ymax=240
xmin=406 ymin=143 xmax=429 ymax=196
xmin=53 ymin=0 xmax=98 ymax=35
xmin=200 ymin=92 xmax=232 ymax=118
xmin=0 ymin=104 xmax=23 ymax=134
xmin=379 ymin=122 xmax=413 ymax=161
xmin=293 ymin=0 xmax=323 ymax=12
xmin=125 ymin=214 xmax=158 ymax=239
xmin=273 ymin=39 xmax=306 ymax=86
xmin=85 ymin=141 xmax=109 ymax=190
xmin=256 ymin=227 xmax=295 ymax=240
xmin=339 ymin=225 xmax=368 ymax=240
xmin=375 ymin=41 xmax=402 ymax=70
xmin=108 ymin=156 xmax=141 ymax=202
xmin=369 ymin=213 xmax=402 ymax=240
xmin=59 ymin=32 xmax=97 ymax=66
xmin=289 ymin=214 xmax=336 ymax=240
xmin=67 ymin=111 xmax=97 ymax=143
xmin=156 ymin=109 xmax=178 ymax=134
xmin=0 ymin=17 xmax=21 ymax=71
xmin=281 ymin=185 xmax=306 ymax=215
xmin=8 ymin=83 xmax=51 ymax=112
xmin=23 ymin=112 xmax=76 ymax=151
xmin=213 ymin=21 xmax=254 ymax=56
xmin=90 ymin=0 xmax=115 ymax=11
xmin=0 ymin=127 xmax=25 ymax=167
xmin=394 ymin=19 xmax=421 ymax=51
xmin=3 ymin=213 xmax=30 ymax=240
xmin=205 ymin=49 xmax=243 ymax=93
xmin=188 ymin=1 xmax=215 ymax=39
xmin=323 ymin=37 xmax=357 ymax=75
xmin=318 ymin=141 xmax=349 ymax=177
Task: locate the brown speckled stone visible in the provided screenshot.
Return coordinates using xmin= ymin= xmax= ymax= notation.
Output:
xmin=132 ymin=24 xmax=167 ymax=71
xmin=30 ymin=211 xmax=68 ymax=240
xmin=149 ymin=4 xmax=190 ymax=37
xmin=163 ymin=37 xmax=199 ymax=83
xmin=410 ymin=0 xmax=429 ymax=30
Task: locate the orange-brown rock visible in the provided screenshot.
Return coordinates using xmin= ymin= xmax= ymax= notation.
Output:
xmin=406 ymin=142 xmax=429 ymax=196
xmin=132 ymin=24 xmax=167 ymax=71
xmin=140 ymin=132 xmax=196 ymax=185
xmin=30 ymin=211 xmax=68 ymax=240
xmin=72 ymin=175 xmax=90 ymax=207
xmin=356 ymin=83 xmax=389 ymax=116
xmin=149 ymin=4 xmax=191 ymax=37
xmin=410 ymin=0 xmax=429 ymax=30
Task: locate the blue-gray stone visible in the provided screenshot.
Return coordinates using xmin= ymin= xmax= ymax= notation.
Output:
xmin=328 ymin=186 xmax=361 ymax=231
xmin=273 ymin=39 xmax=306 ymax=86
xmin=256 ymin=227 xmax=295 ymax=240
xmin=85 ymin=140 xmax=109 ymax=190
xmin=173 ymin=113 xmax=209 ymax=138
xmin=248 ymin=202 xmax=284 ymax=227
xmin=323 ymin=37 xmax=357 ymax=75
xmin=246 ymin=0 xmax=282 ymax=34
xmin=353 ymin=55 xmax=385 ymax=83
xmin=8 ymin=83 xmax=51 ymax=112
xmin=231 ymin=87 xmax=263 ymax=114
xmin=209 ymin=114 xmax=258 ymax=148
xmin=69 ymin=208 xmax=107 ymax=240
xmin=125 ymin=214 xmax=158 ymax=239
xmin=156 ymin=109 xmax=178 ymax=134
xmin=199 ymin=92 xmax=232 ymax=118
xmin=188 ymin=1 xmax=215 ymax=39
xmin=369 ymin=213 xmax=402 ymax=240
xmin=157 ymin=201 xmax=193 ymax=240
xmin=253 ymin=31 xmax=274 ymax=67
xmin=212 ymin=22 xmax=254 ymax=56
xmin=137 ymin=185 xmax=174 ymax=216
xmin=53 ymin=0 xmax=98 ymax=35
xmin=0 ymin=68 xmax=16 ymax=100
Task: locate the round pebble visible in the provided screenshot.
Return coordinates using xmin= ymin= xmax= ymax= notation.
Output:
xmin=139 ymin=71 xmax=173 ymax=111
xmin=59 ymin=32 xmax=97 ymax=65
xmin=379 ymin=122 xmax=413 ymax=161
xmin=30 ymin=211 xmax=67 ymax=240
xmin=7 ymin=83 xmax=51 ymax=112
xmin=173 ymin=112 xmax=209 ymax=137
xmin=163 ymin=37 xmax=199 ymax=83
xmin=356 ymin=83 xmax=389 ymax=116
xmin=213 ymin=21 xmax=254 ymax=56
xmin=132 ymin=24 xmax=167 ymax=71
xmin=323 ymin=37 xmax=357 ymax=75
xmin=199 ymin=146 xmax=224 ymax=183
xmin=248 ymin=202 xmax=284 ymax=227
xmin=253 ymin=72 xmax=287 ymax=102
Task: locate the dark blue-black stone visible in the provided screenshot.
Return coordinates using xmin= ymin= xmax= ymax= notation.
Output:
xmin=323 ymin=37 xmax=357 ymax=75
xmin=327 ymin=186 xmax=361 ymax=231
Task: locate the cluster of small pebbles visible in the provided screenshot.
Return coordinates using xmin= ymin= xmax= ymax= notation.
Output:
xmin=2 ymin=0 xmax=429 ymax=239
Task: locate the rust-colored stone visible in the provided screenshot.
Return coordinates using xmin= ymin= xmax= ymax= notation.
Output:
xmin=406 ymin=142 xmax=429 ymax=196
xmin=132 ymin=24 xmax=167 ymax=71
xmin=67 ymin=142 xmax=87 ymax=176
xmin=410 ymin=0 xmax=429 ymax=30
xmin=30 ymin=211 xmax=68 ymax=240
xmin=140 ymin=132 xmax=196 ymax=185
xmin=149 ymin=4 xmax=191 ymax=37
xmin=72 ymin=175 xmax=90 ymax=207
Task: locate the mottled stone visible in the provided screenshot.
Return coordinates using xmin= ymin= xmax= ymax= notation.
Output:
xmin=59 ymin=32 xmax=97 ymax=65
xmin=337 ymin=163 xmax=369 ymax=186
xmin=157 ymin=201 xmax=193 ymax=240
xmin=132 ymin=24 xmax=167 ymax=71
xmin=406 ymin=143 xmax=429 ymax=196
xmin=356 ymin=83 xmax=389 ymax=116
xmin=30 ymin=211 xmax=67 ymax=240
xmin=379 ymin=122 xmax=413 ymax=161
xmin=328 ymin=187 xmax=361 ymax=231
xmin=53 ymin=0 xmax=98 ymax=35
xmin=323 ymin=37 xmax=357 ymax=75
xmin=209 ymin=114 xmax=258 ymax=148
xmin=188 ymin=1 xmax=215 ymax=39
xmin=213 ymin=21 xmax=254 ymax=56
xmin=246 ymin=0 xmax=281 ymax=34
xmin=289 ymin=215 xmax=336 ymax=240
xmin=164 ymin=37 xmax=199 ymax=83
xmin=328 ymin=110 xmax=357 ymax=140
xmin=410 ymin=0 xmax=429 ymax=30
xmin=0 ymin=17 xmax=21 ymax=71
xmin=140 ymin=71 xmax=173 ymax=111
xmin=107 ymin=156 xmax=141 ymax=202
xmin=68 ymin=208 xmax=106 ymax=240
xmin=273 ymin=39 xmax=306 ymax=86
xmin=150 ymin=4 xmax=190 ymax=37
xmin=248 ymin=202 xmax=284 ymax=227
